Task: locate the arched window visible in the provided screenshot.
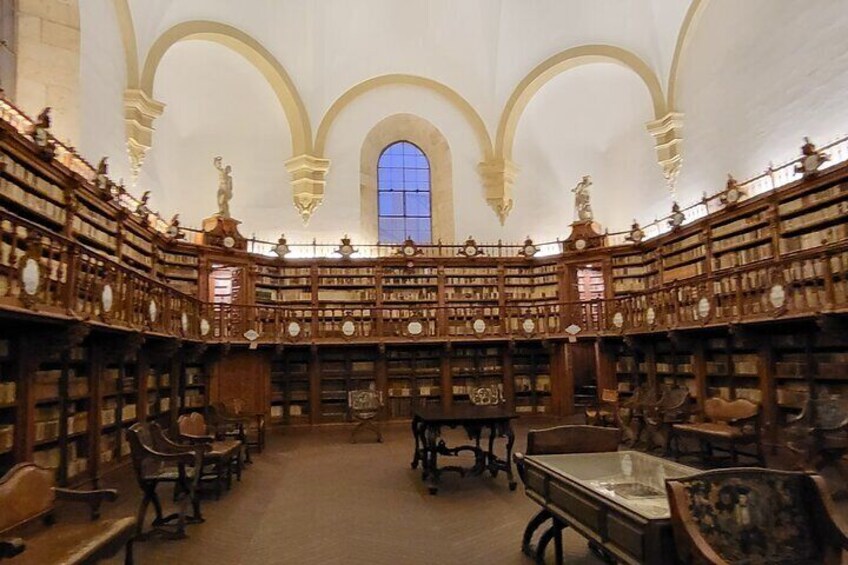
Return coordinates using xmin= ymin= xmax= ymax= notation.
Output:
xmin=377 ymin=141 xmax=432 ymax=243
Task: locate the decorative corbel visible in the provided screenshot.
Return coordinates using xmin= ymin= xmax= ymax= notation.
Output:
xmin=123 ymin=89 xmax=165 ymax=181
xmin=646 ymin=112 xmax=684 ymax=197
xmin=284 ymin=154 xmax=330 ymax=225
xmin=477 ymin=158 xmax=518 ymax=225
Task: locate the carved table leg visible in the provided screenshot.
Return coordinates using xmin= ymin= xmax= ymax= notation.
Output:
xmin=411 ymin=416 xmax=422 ymax=470
xmin=521 ymin=509 xmax=552 ymax=557
xmin=505 ymin=422 xmax=517 ymax=490
xmin=488 ymin=424 xmax=497 ymax=477
xmin=424 ymin=423 xmax=441 ymax=495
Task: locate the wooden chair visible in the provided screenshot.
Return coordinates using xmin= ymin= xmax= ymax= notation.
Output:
xmin=618 ymin=383 xmax=658 ymax=447
xmin=169 ymin=415 xmax=244 ymax=497
xmin=786 ymin=393 xmax=848 ymax=495
xmin=644 ymin=384 xmax=691 ymax=454
xmin=349 ymin=390 xmax=383 ymax=443
xmin=673 ymin=397 xmax=764 ymax=465
xmin=666 ymin=468 xmax=848 ymax=564
xmin=126 ymin=422 xmax=204 ymax=540
xmin=0 ymin=462 xmax=136 ymax=564
xmin=584 ymin=388 xmax=619 ymax=427
xmin=209 ymin=400 xmax=265 ymax=462
xmin=514 ymin=425 xmax=620 ymax=564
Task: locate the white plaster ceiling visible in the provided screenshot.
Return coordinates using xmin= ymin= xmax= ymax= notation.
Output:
xmin=74 ymin=1 xmax=848 ymax=243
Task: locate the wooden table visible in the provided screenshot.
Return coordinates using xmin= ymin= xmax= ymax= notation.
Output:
xmin=522 ymin=451 xmax=697 ymax=564
xmin=411 ymin=405 xmax=517 ymax=495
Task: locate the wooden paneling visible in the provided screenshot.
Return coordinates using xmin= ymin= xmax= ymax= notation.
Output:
xmin=210 ymin=349 xmax=270 ymax=416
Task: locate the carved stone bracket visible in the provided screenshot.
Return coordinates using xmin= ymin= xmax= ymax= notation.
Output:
xmin=184 ymin=343 xmax=208 ymax=364
xmin=284 ymin=154 xmax=330 ymax=225
xmin=36 ymin=323 xmax=91 ymax=364
xmin=148 ymin=339 xmax=183 ymax=365
xmin=106 ymin=332 xmax=146 ymax=364
xmin=646 ymin=112 xmax=684 ymax=197
xmin=124 ymin=89 xmax=165 ymax=181
xmin=477 ymin=158 xmax=518 ymax=225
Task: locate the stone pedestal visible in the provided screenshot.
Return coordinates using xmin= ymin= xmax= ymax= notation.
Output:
xmin=202 ymin=215 xmax=246 ymax=250
xmin=564 ymin=220 xmax=604 ymax=253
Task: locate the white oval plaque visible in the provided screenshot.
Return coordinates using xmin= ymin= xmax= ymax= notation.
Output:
xmin=181 ymin=312 xmax=189 ymax=333
xmin=341 ymin=320 xmax=356 ymax=337
xmin=200 ymin=318 xmax=210 ymax=336
xmin=646 ymin=306 xmax=656 ymax=326
xmin=148 ymin=299 xmax=158 ymax=322
xmin=472 ymin=318 xmax=486 ymax=334
xmin=21 ymin=258 xmax=40 ymax=296
xmin=101 ymin=284 xmax=114 ymax=313
xmin=287 ymin=320 xmax=301 ymax=337
xmin=697 ymin=297 xmax=711 ymax=319
xmin=407 ymin=320 xmax=423 ymax=336
xmin=612 ymin=312 xmax=624 ymax=329
xmin=769 ymin=284 xmax=786 ymax=309
xmin=522 ymin=318 xmax=536 ymax=334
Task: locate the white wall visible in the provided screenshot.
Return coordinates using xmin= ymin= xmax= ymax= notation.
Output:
xmin=138 ymin=40 xmax=294 ymax=239
xmin=79 ymin=0 xmax=132 ymax=184
xmin=675 ymin=0 xmax=848 ymax=204
xmin=510 ymin=63 xmax=668 ymax=242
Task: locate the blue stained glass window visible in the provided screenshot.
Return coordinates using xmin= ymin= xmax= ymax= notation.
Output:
xmin=377 ymin=141 xmax=432 ymax=243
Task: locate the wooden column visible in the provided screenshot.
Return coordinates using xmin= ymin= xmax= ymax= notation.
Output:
xmin=692 ymin=340 xmax=707 ymax=417
xmin=375 ymin=345 xmax=388 ymax=420
xmin=550 ymin=342 xmax=575 ymax=417
xmin=441 ymin=343 xmax=452 ymax=407
xmin=309 ymin=345 xmax=320 ymax=424
xmin=758 ymin=337 xmax=778 ymax=451
xmin=594 ymin=339 xmax=616 ymax=396
xmin=502 ymin=342 xmax=515 ymax=407
xmin=644 ymin=341 xmax=658 ymax=389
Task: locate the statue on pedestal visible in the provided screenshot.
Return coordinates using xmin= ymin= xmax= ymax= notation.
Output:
xmin=213 ymin=156 xmax=233 ymax=218
xmin=571 ymin=175 xmax=593 ymax=222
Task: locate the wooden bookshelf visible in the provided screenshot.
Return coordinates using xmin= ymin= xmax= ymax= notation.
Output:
xmin=270 ymin=348 xmax=310 ymax=425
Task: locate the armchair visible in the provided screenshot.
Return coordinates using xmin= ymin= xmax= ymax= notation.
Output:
xmin=209 ymin=400 xmax=265 ymax=463
xmin=644 ymin=384 xmax=691 ymax=454
xmin=786 ymin=393 xmax=848 ymax=495
xmin=349 ymin=389 xmax=382 ymax=443
xmin=584 ymin=388 xmax=619 ymax=427
xmin=126 ymin=422 xmax=204 ymax=540
xmin=666 ymin=468 xmax=848 ymax=564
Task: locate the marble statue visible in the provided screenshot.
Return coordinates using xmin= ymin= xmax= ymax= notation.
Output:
xmin=213 ymin=156 xmax=233 ymax=218
xmin=571 ymin=175 xmax=594 ymax=221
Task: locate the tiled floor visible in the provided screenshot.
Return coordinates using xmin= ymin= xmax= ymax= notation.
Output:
xmin=95 ymin=418 xmax=602 ymax=565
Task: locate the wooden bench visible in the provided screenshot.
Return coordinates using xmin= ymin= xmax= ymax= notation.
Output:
xmin=0 ymin=462 xmax=136 ymax=564
xmin=672 ymin=397 xmax=764 ymax=465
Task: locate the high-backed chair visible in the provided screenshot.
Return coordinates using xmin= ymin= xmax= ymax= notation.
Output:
xmin=786 ymin=393 xmax=848 ymax=493
xmin=171 ymin=415 xmax=243 ymax=496
xmin=514 ymin=425 xmax=620 ymax=564
xmin=644 ymin=384 xmax=691 ymax=454
xmin=619 ymin=383 xmax=658 ymax=447
xmin=0 ymin=462 xmax=136 ymax=564
xmin=666 ymin=468 xmax=848 ymax=564
xmin=584 ymin=388 xmax=619 ymax=427
xmin=126 ymin=422 xmax=203 ymax=539
xmin=209 ymin=400 xmax=265 ymax=462
xmin=349 ymin=389 xmax=383 ymax=443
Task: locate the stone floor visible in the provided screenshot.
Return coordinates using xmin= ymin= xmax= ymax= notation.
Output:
xmin=95 ymin=418 xmax=602 ymax=565
xmin=83 ymin=418 xmax=848 ymax=564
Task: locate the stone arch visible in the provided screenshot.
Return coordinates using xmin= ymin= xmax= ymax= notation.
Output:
xmin=317 ymin=74 xmax=492 ymax=161
xmin=140 ymin=20 xmax=311 ymax=155
xmin=495 ymin=44 xmax=667 ymax=161
xmin=667 ymin=0 xmax=710 ymax=110
xmin=360 ymin=114 xmax=455 ymax=243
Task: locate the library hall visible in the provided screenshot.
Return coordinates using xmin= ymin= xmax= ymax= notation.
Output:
xmin=2 ymin=1 xmax=848 ymax=563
